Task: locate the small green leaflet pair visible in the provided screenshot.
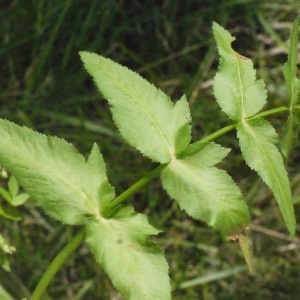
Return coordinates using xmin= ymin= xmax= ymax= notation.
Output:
xmin=0 ymin=19 xmax=298 ymax=299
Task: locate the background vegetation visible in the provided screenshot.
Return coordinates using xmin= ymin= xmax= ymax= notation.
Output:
xmin=1 ymin=0 xmax=300 ymax=299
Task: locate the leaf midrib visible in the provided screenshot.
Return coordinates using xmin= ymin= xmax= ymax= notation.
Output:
xmin=235 ymin=57 xmax=246 ymax=119
xmin=241 ymin=122 xmax=294 ymax=226
xmin=172 ymin=159 xmax=237 ymax=213
xmin=4 ymin=136 xmax=90 ymax=211
xmin=108 ymin=71 xmax=175 ymax=159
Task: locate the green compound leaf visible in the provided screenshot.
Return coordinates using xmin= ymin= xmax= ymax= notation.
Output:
xmin=284 ymin=15 xmax=300 ymax=106
xmin=80 ymin=51 xmax=191 ymax=163
xmin=0 ymin=119 xmax=115 ymax=225
xmin=213 ymin=22 xmax=267 ymax=121
xmin=237 ymin=119 xmax=295 ymax=236
xmin=161 ymin=143 xmax=250 ymax=236
xmin=86 ymin=207 xmax=171 ymax=300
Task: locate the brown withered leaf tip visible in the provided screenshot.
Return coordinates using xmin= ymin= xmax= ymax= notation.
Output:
xmin=235 ymin=53 xmax=250 ymax=60
xmin=228 ymin=225 xmax=250 ymax=241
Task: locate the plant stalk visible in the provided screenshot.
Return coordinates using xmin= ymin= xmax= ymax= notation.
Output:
xmin=30 ymin=229 xmax=85 ymax=300
xmin=30 ymin=104 xmax=294 ymax=298
xmin=108 ymin=163 xmax=166 ymax=210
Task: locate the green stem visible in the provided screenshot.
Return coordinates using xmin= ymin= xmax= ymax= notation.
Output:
xmin=108 ymin=164 xmax=166 ymax=211
xmin=247 ymin=106 xmax=289 ymax=120
xmin=201 ymin=123 xmax=237 ymax=143
xmin=30 ymin=228 xmax=85 ymax=300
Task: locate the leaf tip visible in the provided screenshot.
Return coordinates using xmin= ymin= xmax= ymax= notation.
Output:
xmin=287 ymin=219 xmax=296 ymax=239
xmin=78 ymin=50 xmax=88 ymax=62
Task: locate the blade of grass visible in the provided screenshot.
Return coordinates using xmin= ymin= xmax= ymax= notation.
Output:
xmin=25 ymin=0 xmax=73 ymax=97
xmin=179 ymin=265 xmax=248 ymax=289
xmin=43 ymin=110 xmax=119 ymax=137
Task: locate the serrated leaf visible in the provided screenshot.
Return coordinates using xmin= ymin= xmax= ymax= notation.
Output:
xmin=284 ymin=15 xmax=300 ymax=106
xmin=80 ymin=52 xmax=191 ymax=163
xmin=85 ymin=143 xmax=115 ymax=216
xmin=161 ymin=143 xmax=250 ymax=236
xmin=237 ymin=119 xmax=295 ymax=236
xmin=85 ymin=207 xmax=171 ymax=300
xmin=213 ymin=22 xmax=267 ymax=120
xmin=0 ymin=119 xmax=114 ymax=225
xmin=179 ymin=141 xmax=230 ymax=164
